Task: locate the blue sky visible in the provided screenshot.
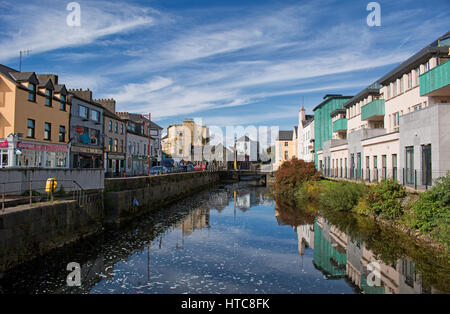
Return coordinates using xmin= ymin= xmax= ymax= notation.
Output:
xmin=0 ymin=0 xmax=449 ymax=135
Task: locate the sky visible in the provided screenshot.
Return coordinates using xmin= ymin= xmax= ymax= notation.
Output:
xmin=0 ymin=0 xmax=449 ymax=140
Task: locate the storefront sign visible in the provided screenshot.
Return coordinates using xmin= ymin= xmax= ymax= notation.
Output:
xmin=75 ymin=126 xmax=84 ymax=134
xmin=71 ymin=145 xmax=103 ymax=155
xmin=0 ymin=141 xmax=8 ymax=149
xmin=17 ymin=141 xmax=68 ymax=152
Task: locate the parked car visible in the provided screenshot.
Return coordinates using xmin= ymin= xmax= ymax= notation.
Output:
xmin=194 ymin=164 xmax=206 ymax=171
xmin=150 ymin=166 xmax=169 ymax=175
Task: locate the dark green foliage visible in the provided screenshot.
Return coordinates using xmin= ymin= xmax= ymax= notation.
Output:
xmin=365 ymin=179 xmax=406 ymax=219
xmin=410 ymin=171 xmax=450 ymax=245
xmin=319 ymin=181 xmax=367 ymax=212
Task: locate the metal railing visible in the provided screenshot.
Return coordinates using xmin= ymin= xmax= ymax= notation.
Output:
xmin=321 ymin=167 xmax=448 ymax=190
xmin=1 ymin=179 xmax=89 ymax=212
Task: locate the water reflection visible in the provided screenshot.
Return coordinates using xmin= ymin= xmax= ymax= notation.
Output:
xmin=0 ymin=183 xmax=447 ymax=294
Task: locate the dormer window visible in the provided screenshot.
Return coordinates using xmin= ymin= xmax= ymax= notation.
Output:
xmin=45 ymin=89 xmax=52 ymax=106
xmin=28 ymin=83 xmax=36 ymax=102
xmin=60 ymin=95 xmax=66 ymax=111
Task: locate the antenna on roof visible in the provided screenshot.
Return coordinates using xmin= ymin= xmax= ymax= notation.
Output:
xmin=19 ymin=50 xmax=32 ymax=72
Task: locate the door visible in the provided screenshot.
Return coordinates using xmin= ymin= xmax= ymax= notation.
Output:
xmin=405 ymin=147 xmax=414 ymax=185
xmin=422 ymin=144 xmax=432 ymax=186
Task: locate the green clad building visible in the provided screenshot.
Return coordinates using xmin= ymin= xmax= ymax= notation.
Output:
xmin=313 ymin=94 xmax=353 ymax=168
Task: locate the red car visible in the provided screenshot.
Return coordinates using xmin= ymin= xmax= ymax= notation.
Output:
xmin=194 ymin=164 xmax=206 ymax=171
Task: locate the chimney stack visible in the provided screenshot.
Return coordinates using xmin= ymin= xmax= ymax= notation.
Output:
xmin=95 ymin=98 xmax=116 ymax=113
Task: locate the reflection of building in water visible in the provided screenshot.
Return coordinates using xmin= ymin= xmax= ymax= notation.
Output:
xmin=179 ymin=207 xmax=210 ymax=237
xmin=208 ymin=190 xmax=229 ymax=212
xmin=236 ymin=192 xmax=251 ymax=211
xmin=295 ymin=224 xmax=314 ymax=256
xmin=313 ymin=218 xmax=347 ymax=278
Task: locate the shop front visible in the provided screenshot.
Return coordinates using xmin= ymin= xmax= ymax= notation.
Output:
xmin=0 ymin=137 xmax=68 ymax=168
xmin=106 ymin=153 xmax=125 ymax=177
xmin=71 ymin=145 xmax=103 ymax=169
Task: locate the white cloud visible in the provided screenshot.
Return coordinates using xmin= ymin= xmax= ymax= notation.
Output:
xmin=0 ymin=0 xmax=158 ymax=62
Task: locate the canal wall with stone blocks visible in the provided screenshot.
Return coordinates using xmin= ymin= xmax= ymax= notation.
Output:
xmin=104 ymin=171 xmax=221 ymax=224
xmin=0 ymin=194 xmax=104 ymax=272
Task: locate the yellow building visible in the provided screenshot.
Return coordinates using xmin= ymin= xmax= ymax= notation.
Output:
xmin=0 ymin=65 xmax=70 ymax=168
xmin=274 ymin=130 xmax=295 ymax=170
xmin=162 ymin=118 xmax=209 ymax=161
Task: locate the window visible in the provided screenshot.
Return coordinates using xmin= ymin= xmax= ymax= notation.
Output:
xmin=28 ymin=83 xmax=36 ymax=101
xmin=44 ymin=122 xmax=51 ymax=140
xmin=109 ymin=120 xmax=113 ymax=131
xmin=27 ymin=119 xmax=35 ymax=138
xmin=408 ymin=72 xmax=412 ymax=89
xmin=179 ymin=149 xmax=183 ymax=155
xmin=415 ymin=67 xmax=420 ymax=86
xmin=108 ymin=138 xmax=112 ymax=151
xmin=115 ymin=122 xmax=118 ymax=133
xmin=284 ymin=142 xmax=288 ymax=147
xmin=387 ymin=84 xmax=391 ymax=99
xmin=120 ymin=124 xmax=124 ymax=134
xmin=91 ymin=109 xmax=100 ymax=122
xmin=60 ymin=95 xmax=66 ymax=110
xmin=120 ymin=139 xmax=124 ymax=152
xmin=45 ymin=89 xmax=52 ymax=106
xmin=393 ymin=112 xmax=400 ymax=129
xmin=424 ymin=62 xmax=429 ymax=72
xmin=393 ymin=80 xmax=397 ymax=96
xmin=400 ymin=76 xmax=404 ymax=93
xmin=414 ymin=104 xmax=422 ymax=111
xmin=80 ymin=105 xmax=89 ymax=119
xmin=114 ymin=139 xmax=118 ymax=152
xmin=59 ymin=126 xmax=66 ymax=142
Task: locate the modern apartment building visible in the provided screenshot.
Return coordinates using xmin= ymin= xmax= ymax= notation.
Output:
xmin=317 ymin=31 xmax=450 ymax=189
xmin=0 ymin=66 xmax=70 ymax=168
xmin=313 ymin=94 xmax=353 ymax=172
xmin=68 ymin=89 xmax=104 ymax=169
xmin=95 ymin=98 xmax=126 ymax=177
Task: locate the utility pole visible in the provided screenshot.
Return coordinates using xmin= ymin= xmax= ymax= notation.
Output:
xmin=142 ymin=113 xmax=152 ymax=176
xmin=19 ymin=50 xmax=32 ymax=72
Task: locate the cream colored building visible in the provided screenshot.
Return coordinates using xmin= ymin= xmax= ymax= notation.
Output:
xmin=274 ymin=130 xmax=295 ymax=171
xmin=162 ymin=118 xmax=209 ymax=162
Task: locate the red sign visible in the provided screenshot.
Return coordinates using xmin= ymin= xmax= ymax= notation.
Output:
xmin=17 ymin=141 xmax=68 ymax=153
xmin=0 ymin=141 xmax=8 ymax=149
xmin=75 ymin=126 xmax=84 ymax=134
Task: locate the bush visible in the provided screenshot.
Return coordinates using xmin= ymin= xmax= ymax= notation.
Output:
xmin=365 ymin=179 xmax=406 ymax=220
xmin=274 ymin=158 xmax=319 ymax=195
xmin=319 ymin=181 xmax=367 ymax=212
xmin=410 ymin=171 xmax=450 ymax=236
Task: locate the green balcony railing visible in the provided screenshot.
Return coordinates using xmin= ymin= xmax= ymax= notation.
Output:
xmin=420 ymin=60 xmax=450 ymax=96
xmin=361 ymin=99 xmax=385 ymax=121
xmin=332 ymin=118 xmax=347 ymax=132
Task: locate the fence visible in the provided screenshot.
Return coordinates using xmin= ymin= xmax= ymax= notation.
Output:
xmin=320 ymin=167 xmax=448 ymax=190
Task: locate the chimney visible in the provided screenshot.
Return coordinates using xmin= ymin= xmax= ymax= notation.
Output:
xmin=95 ymin=98 xmax=116 ymax=113
xmin=299 ymin=105 xmax=306 ymax=122
xmin=69 ymin=88 xmax=92 ymax=102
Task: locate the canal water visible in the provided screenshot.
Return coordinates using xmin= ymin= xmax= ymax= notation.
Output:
xmin=0 ymin=183 xmax=448 ymax=294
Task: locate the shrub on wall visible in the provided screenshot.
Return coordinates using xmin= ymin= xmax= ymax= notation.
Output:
xmin=410 ymin=171 xmax=450 ymax=244
xmin=365 ymin=179 xmax=406 ymax=220
xmin=319 ymin=181 xmax=367 ymax=212
xmin=274 ymin=158 xmax=319 ymax=195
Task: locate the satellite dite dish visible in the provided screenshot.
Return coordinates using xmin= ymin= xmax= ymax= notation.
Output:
xmin=15 ymin=149 xmax=22 ymax=155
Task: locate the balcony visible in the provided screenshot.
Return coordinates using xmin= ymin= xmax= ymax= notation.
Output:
xmin=332 ymin=118 xmax=347 ymax=132
xmin=361 ymin=99 xmax=385 ymax=121
xmin=420 ymin=60 xmax=450 ymax=96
